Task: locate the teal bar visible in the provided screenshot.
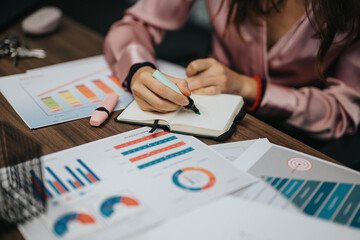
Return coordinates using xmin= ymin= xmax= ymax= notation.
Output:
xmin=334 ymin=185 xmax=360 ymax=224
xmin=350 ymin=206 xmax=360 ymax=229
xmin=266 ymin=177 xmax=273 ymax=183
xmin=271 ymin=178 xmax=280 ymax=186
xmin=68 ymin=179 xmax=77 ymax=189
xmin=303 ymin=181 xmax=336 ymax=215
xmin=292 ymin=180 xmax=320 ymax=208
xmin=281 ymin=179 xmax=305 ymax=199
xmin=318 ymin=183 xmax=352 ymax=220
xmin=276 ymin=178 xmax=288 ymax=190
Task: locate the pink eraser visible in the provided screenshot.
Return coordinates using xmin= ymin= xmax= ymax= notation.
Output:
xmin=22 ymin=7 xmax=62 ymax=35
xmin=90 ymin=93 xmax=119 ymax=126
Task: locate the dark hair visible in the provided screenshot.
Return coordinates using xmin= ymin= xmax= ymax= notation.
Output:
xmin=218 ymin=0 xmax=360 ymax=82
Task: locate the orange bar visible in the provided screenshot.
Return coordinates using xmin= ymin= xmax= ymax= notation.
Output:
xmin=76 ymin=84 xmax=102 ymax=103
xmin=37 ymin=67 xmax=109 ymax=97
xmin=53 ymin=181 xmax=66 ymax=194
xmin=74 ymin=181 xmax=82 ymax=188
xmin=86 ymin=173 xmax=97 ymax=183
xmin=114 ymin=131 xmax=169 ymax=149
xmin=109 ymin=75 xmax=122 ymax=87
xmin=93 ymin=80 xmax=115 ymax=94
xmin=130 ymin=141 xmax=186 ymax=162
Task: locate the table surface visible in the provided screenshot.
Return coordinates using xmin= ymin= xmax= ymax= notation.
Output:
xmin=0 ymin=16 xmax=337 ymax=240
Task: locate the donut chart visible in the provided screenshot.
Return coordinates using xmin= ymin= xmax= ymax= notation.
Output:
xmin=100 ymin=196 xmax=140 ymax=217
xmin=287 ymin=157 xmax=313 ymax=173
xmin=53 ymin=212 xmax=96 ymax=237
xmin=172 ymin=167 xmax=216 ymax=191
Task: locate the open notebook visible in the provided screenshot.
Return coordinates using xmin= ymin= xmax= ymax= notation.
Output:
xmin=116 ymin=94 xmax=245 ymax=140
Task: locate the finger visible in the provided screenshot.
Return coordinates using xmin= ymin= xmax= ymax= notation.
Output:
xmin=133 ymin=83 xmax=179 ymax=112
xmin=186 ymin=58 xmax=215 ymax=77
xmin=166 ymin=75 xmax=191 ymax=96
xmin=192 ymin=86 xmax=221 ymax=95
xmin=187 ymin=76 xmax=219 ymax=91
xmin=144 ymin=76 xmax=189 ymax=106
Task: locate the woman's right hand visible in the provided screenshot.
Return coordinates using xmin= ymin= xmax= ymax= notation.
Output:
xmin=130 ymin=66 xmax=191 ymax=113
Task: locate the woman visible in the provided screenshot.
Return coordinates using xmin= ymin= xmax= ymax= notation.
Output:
xmin=103 ymin=0 xmax=360 ymax=139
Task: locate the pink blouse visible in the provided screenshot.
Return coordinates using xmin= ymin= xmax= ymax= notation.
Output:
xmin=103 ymin=0 xmax=360 ymax=139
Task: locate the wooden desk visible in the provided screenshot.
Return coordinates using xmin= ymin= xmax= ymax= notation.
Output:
xmin=0 ymin=16 xmax=336 ymax=240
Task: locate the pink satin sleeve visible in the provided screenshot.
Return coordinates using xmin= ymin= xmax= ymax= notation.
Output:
xmin=259 ymin=42 xmax=360 ymax=139
xmin=103 ymin=0 xmax=195 ymax=88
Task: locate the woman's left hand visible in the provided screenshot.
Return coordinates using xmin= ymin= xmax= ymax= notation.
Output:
xmin=186 ymin=58 xmax=258 ymax=105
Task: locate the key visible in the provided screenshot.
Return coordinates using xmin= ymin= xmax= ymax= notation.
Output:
xmin=11 ymin=46 xmax=46 ymax=59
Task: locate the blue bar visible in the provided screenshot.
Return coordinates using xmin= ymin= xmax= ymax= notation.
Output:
xmin=30 ymin=170 xmax=53 ymax=198
xmin=292 ymin=180 xmax=320 ymax=208
xmin=334 ymin=185 xmax=360 ymax=224
xmin=350 ymin=206 xmax=360 ymax=229
xmin=77 ymin=159 xmax=100 ymax=181
xmin=77 ymin=168 xmax=92 ymax=183
xmin=266 ymin=177 xmax=273 ymax=183
xmin=318 ymin=183 xmax=352 ymax=220
xmin=46 ymin=167 xmax=69 ymax=192
xmin=271 ymin=178 xmax=280 ymax=186
xmin=65 ymin=166 xmax=84 ymax=186
xmin=121 ymin=136 xmax=177 ymax=155
xmin=47 ymin=180 xmax=61 ymax=195
xmin=303 ymin=181 xmax=336 ymax=215
xmin=281 ymin=179 xmax=304 ymax=199
xmin=138 ymin=147 xmax=194 ymax=169
xmin=68 ymin=180 xmax=77 ymax=189
xmin=276 ymin=178 xmax=288 ymax=190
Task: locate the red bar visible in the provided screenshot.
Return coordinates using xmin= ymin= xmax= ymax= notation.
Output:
xmin=114 ymin=131 xmax=169 ymax=150
xmin=86 ymin=173 xmax=97 ymax=183
xmin=53 ymin=181 xmax=66 ymax=194
xmin=30 ymin=177 xmax=48 ymax=199
xmin=130 ymin=141 xmax=186 ymax=162
xmin=74 ymin=181 xmax=82 ymax=188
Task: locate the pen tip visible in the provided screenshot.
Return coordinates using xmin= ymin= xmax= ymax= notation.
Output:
xmin=196 ymin=111 xmax=200 ymax=115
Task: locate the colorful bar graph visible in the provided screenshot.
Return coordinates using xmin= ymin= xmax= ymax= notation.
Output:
xmin=47 ymin=180 xmax=61 ymax=195
xmin=108 ymin=75 xmax=122 ymax=87
xmin=30 ymin=170 xmax=53 ymax=198
xmin=76 ymin=84 xmax=102 ymax=103
xmin=77 ymin=159 xmax=100 ymax=181
xmin=59 ymin=90 xmax=83 ymax=108
xmin=137 ymin=147 xmax=194 ymax=169
xmin=77 ymin=168 xmax=92 ymax=183
xmin=41 ymin=96 xmax=63 ymax=112
xmin=130 ymin=141 xmax=186 ymax=162
xmin=121 ymin=136 xmax=178 ymax=156
xmin=263 ymin=176 xmax=360 ymax=230
xmin=114 ymin=131 xmax=169 ymax=150
xmin=93 ymin=79 xmax=115 ymax=94
xmin=65 ymin=166 xmax=85 ymax=186
xmin=46 ymin=167 xmax=69 ymax=192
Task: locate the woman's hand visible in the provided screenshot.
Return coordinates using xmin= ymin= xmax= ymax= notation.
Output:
xmin=186 ymin=58 xmax=258 ymax=105
xmin=130 ymin=66 xmax=191 ymax=113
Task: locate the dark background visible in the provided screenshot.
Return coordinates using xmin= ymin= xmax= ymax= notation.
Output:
xmin=1 ymin=0 xmax=359 ymax=171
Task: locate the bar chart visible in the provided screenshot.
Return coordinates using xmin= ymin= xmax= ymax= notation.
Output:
xmin=30 ymin=159 xmax=100 ymax=199
xmin=114 ymin=131 xmax=195 ymax=170
xmin=263 ymin=176 xmax=360 ymax=229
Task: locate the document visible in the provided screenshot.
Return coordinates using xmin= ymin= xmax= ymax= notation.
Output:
xmin=18 ymin=127 xmax=255 ymax=240
xmin=0 ymin=56 xmax=185 ymax=129
xmin=142 ymin=196 xmax=359 ymax=240
xmin=215 ymin=139 xmax=360 ymax=230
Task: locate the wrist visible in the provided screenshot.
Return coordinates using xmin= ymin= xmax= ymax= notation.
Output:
xmin=238 ymin=75 xmax=258 ymax=104
xmin=245 ymin=75 xmax=266 ymax=112
xmin=125 ymin=62 xmax=156 ymax=93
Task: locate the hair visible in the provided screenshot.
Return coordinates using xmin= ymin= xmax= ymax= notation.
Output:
xmin=218 ymin=0 xmax=360 ymax=83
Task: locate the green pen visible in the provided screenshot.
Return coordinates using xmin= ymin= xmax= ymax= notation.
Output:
xmin=152 ymin=70 xmax=200 ymax=115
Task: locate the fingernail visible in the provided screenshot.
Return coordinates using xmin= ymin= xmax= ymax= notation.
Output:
xmin=182 ymin=98 xmax=188 ymax=105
